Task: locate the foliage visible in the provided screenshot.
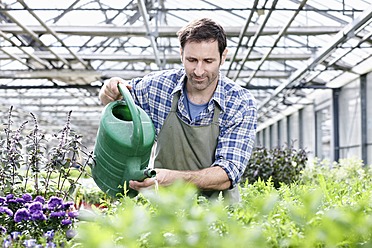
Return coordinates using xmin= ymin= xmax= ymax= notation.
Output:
xmin=77 ymin=158 xmax=372 ymax=247
xmin=0 ymin=107 xmax=94 ymax=247
xmin=74 ymin=184 xmax=110 ymax=211
xmin=242 ymin=145 xmax=308 ymax=188
xmin=0 ymin=193 xmax=78 ymax=247
xmin=238 ymin=157 xmax=372 ymax=247
xmin=77 ymin=181 xmax=259 ymax=248
xmin=0 ymin=106 xmax=94 ymax=200
xmin=2 ymin=106 xmax=372 ymax=247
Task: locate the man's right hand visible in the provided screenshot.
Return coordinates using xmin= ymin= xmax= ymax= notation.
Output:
xmin=99 ymin=77 xmax=132 ymax=105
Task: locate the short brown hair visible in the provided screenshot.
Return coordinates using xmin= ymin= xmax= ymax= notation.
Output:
xmin=177 ymin=18 xmax=227 ymax=58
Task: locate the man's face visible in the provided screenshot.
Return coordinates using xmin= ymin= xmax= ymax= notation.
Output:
xmin=181 ymin=40 xmax=227 ymax=92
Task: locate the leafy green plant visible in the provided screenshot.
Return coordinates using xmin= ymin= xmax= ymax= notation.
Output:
xmin=0 ymin=107 xmax=93 ymax=200
xmin=242 ymin=145 xmax=308 ymax=188
xmin=77 ymin=181 xmax=263 ymax=248
xmin=0 ymin=106 xmax=94 ymax=247
xmin=0 ymin=107 xmax=27 ymax=196
xmin=74 ymin=184 xmax=110 ymax=212
xmin=2 ymin=106 xmax=372 ymax=247
xmin=77 ymin=158 xmax=372 ymax=247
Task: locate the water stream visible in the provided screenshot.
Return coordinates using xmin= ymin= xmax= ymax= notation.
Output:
xmin=153 ymin=176 xmax=159 ymax=193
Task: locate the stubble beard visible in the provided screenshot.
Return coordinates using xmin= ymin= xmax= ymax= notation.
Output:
xmin=188 ymin=73 xmax=218 ymax=92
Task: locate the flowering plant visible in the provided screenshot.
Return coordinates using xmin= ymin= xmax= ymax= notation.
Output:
xmin=0 ymin=107 xmax=94 ymax=245
xmin=0 ymin=107 xmax=94 ymax=247
xmin=0 ymin=107 xmax=93 ymax=199
xmin=0 ymin=193 xmax=79 ymax=246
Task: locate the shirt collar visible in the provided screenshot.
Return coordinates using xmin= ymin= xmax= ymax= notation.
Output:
xmin=171 ymin=70 xmax=226 ymax=113
xmin=212 ymin=72 xmax=226 ymax=113
xmin=171 ymin=71 xmax=186 ymax=95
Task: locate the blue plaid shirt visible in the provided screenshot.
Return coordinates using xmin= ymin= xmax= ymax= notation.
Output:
xmin=129 ymin=68 xmax=257 ymax=188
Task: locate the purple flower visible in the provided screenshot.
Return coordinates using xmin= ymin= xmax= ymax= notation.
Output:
xmin=0 ymin=206 xmax=13 ymax=216
xmin=49 ymin=210 xmax=66 ymax=218
xmin=66 ymin=229 xmax=77 ymax=239
xmin=6 ymin=199 xmax=17 ymax=204
xmin=30 ymin=211 xmax=47 ymax=221
xmin=68 ymin=211 xmax=79 ymax=218
xmin=22 ymin=193 xmax=33 ymax=202
xmin=61 ymin=219 xmax=72 ymax=225
xmin=6 ymin=194 xmax=14 ymax=200
xmin=63 ymin=201 xmax=74 ymax=210
xmin=16 ymin=197 xmax=26 ymax=204
xmin=0 ymin=197 xmax=6 ymax=204
xmin=23 ymin=239 xmax=37 ymax=248
xmin=10 ymin=231 xmax=21 ymax=240
xmin=47 ymin=197 xmax=63 ymax=209
xmin=34 ymin=195 xmax=45 ymax=204
xmin=0 ymin=225 xmax=6 ymax=234
xmin=14 ymin=208 xmax=30 ymax=222
xmin=44 ymin=230 xmax=55 ymax=241
xmin=46 ymin=242 xmax=57 ymax=248
xmin=28 ymin=202 xmax=43 ymax=212
xmin=2 ymin=239 xmax=11 ymax=248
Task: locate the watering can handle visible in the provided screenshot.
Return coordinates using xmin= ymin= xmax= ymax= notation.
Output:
xmin=117 ymin=83 xmax=144 ymax=149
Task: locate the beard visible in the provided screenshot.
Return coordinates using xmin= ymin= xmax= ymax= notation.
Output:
xmin=187 ymin=73 xmax=218 ymax=91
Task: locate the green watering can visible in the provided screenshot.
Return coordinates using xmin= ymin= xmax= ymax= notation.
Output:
xmin=92 ymin=84 xmax=156 ymax=197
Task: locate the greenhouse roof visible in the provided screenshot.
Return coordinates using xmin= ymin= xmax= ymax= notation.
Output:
xmin=0 ymin=0 xmax=371 ymax=147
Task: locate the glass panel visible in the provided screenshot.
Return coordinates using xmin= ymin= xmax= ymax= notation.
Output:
xmin=315 ymin=107 xmax=331 ymax=159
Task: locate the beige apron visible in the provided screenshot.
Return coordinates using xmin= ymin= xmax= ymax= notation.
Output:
xmin=154 ymin=92 xmax=240 ymax=203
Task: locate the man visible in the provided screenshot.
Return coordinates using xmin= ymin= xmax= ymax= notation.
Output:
xmin=99 ymin=18 xmax=257 ymax=202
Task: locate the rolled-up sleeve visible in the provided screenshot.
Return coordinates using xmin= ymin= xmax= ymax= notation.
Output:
xmin=212 ymin=98 xmax=257 ymax=188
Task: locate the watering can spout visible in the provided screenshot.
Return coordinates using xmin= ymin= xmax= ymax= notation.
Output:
xmin=132 ymin=168 xmax=157 ymax=182
xmin=144 ymin=168 xmax=157 ymax=178
xmin=92 ymin=84 xmax=156 ymax=198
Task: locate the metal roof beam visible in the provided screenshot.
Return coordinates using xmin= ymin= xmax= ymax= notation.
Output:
xmin=0 ymin=24 xmax=343 ymax=37
xmin=257 ymin=5 xmax=372 ymax=113
xmin=17 ymin=0 xmax=90 ymax=70
xmin=0 ymin=11 xmax=70 ymax=68
xmin=137 ymin=0 xmax=162 ymax=67
xmin=0 ymin=69 xmax=292 ymax=80
xmin=232 ymin=0 xmax=279 ymax=81
xmin=0 ymin=30 xmax=50 ymax=68
xmin=226 ymin=0 xmax=259 ymax=77
xmin=244 ymin=0 xmax=308 ymax=85
xmin=290 ymin=0 xmax=348 ymax=25
xmin=0 ymin=69 xmax=101 ymax=80
xmin=0 ymin=52 xmax=313 ymax=62
xmin=0 ymin=47 xmax=33 ymax=68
